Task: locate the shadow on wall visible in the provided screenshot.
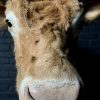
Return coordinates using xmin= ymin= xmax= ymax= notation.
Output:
xmin=0 ymin=27 xmax=18 ymax=100
xmin=69 ymin=48 xmax=100 ymax=100
xmin=68 ymin=18 xmax=100 ymax=100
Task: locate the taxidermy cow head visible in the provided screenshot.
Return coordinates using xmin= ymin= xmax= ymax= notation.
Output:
xmin=0 ymin=0 xmax=100 ymax=100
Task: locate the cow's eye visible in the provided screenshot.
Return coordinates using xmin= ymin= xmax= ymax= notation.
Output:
xmin=6 ymin=19 xmax=12 ymax=27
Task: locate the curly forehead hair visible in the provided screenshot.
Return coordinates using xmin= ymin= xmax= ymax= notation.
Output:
xmin=6 ymin=0 xmax=80 ymax=30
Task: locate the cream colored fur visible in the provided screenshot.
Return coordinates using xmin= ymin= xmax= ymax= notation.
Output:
xmin=85 ymin=4 xmax=100 ymax=21
xmin=5 ymin=0 xmax=81 ymax=100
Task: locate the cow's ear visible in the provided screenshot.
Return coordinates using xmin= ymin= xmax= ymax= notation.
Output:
xmin=64 ymin=0 xmax=81 ymax=30
xmin=85 ymin=4 xmax=100 ymax=22
xmin=0 ymin=1 xmax=6 ymax=30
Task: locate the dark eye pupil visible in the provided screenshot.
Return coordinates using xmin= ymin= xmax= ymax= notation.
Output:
xmin=6 ymin=19 xmax=12 ymax=27
xmin=8 ymin=22 xmax=12 ymax=27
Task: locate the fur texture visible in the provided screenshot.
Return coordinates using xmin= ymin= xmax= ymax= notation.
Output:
xmin=5 ymin=0 xmax=81 ymax=100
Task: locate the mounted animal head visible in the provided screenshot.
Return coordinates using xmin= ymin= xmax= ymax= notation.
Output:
xmin=0 ymin=0 xmax=100 ymax=100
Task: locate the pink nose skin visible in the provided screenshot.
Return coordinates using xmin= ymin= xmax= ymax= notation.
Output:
xmin=28 ymin=83 xmax=79 ymax=100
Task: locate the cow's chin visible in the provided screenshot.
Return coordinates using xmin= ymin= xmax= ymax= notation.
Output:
xmin=18 ymin=76 xmax=80 ymax=100
xmin=29 ymin=84 xmax=79 ymax=100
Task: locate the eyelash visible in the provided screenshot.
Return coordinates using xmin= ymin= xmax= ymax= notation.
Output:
xmin=6 ymin=19 xmax=12 ymax=27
